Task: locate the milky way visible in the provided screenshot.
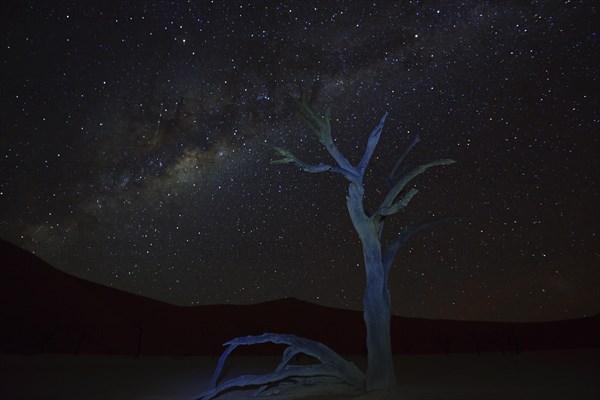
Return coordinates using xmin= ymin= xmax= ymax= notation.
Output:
xmin=1 ymin=1 xmax=598 ymax=321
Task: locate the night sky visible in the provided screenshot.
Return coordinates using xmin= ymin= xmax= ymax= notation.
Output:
xmin=1 ymin=1 xmax=598 ymax=322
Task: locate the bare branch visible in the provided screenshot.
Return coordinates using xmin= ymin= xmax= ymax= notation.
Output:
xmin=270 ymin=146 xmax=357 ymax=180
xmin=296 ymin=97 xmax=354 ymax=172
xmin=196 ymin=333 xmax=366 ymax=399
xmin=389 ymin=134 xmax=420 ymax=181
xmin=376 ymin=159 xmax=456 ymax=216
xmin=377 ymin=188 xmax=418 ymax=216
xmin=357 ymin=113 xmax=388 ymax=176
xmin=383 ymin=216 xmax=461 ymax=273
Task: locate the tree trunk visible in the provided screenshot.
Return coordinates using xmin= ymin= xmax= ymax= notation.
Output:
xmin=361 ymin=231 xmax=396 ymax=392
xmin=346 ymin=182 xmax=396 ymax=392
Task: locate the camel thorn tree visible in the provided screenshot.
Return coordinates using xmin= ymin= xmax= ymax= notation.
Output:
xmin=195 ymin=98 xmax=457 ymax=399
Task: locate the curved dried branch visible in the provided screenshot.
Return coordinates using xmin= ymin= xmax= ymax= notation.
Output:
xmin=253 ymin=374 xmax=351 ymax=397
xmin=357 ymin=113 xmax=388 ymax=176
xmin=376 ymin=159 xmax=456 ymax=216
xmin=270 ymin=146 xmax=357 ymax=180
xmin=271 ymin=147 xmax=358 ymax=182
xmin=389 ymin=134 xmax=421 ymax=181
xmin=271 ymin=146 xmax=331 ymax=171
xmin=198 ymin=364 xmax=346 ymax=400
xmin=196 ymin=333 xmax=366 ymax=399
xmin=383 ymin=216 xmax=461 ymax=273
xmin=377 ymin=188 xmax=418 ymax=216
xmin=296 ymin=97 xmax=354 ymax=172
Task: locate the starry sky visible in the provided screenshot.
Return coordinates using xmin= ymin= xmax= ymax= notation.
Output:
xmin=1 ymin=1 xmax=598 ymax=322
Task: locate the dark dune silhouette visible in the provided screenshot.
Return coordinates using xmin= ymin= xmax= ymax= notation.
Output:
xmin=1 ymin=239 xmax=598 ymax=357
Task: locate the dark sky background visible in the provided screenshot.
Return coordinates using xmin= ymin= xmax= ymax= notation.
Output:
xmin=1 ymin=1 xmax=598 ymax=322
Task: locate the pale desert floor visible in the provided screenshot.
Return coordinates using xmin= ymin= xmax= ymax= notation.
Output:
xmin=1 ymin=349 xmax=598 ymax=399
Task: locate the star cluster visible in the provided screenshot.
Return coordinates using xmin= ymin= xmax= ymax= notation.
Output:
xmin=1 ymin=1 xmax=598 ymax=321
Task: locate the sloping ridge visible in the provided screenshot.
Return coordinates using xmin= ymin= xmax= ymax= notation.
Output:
xmin=0 ymin=239 xmax=598 ymax=356
xmin=0 ymin=239 xmax=365 ymax=356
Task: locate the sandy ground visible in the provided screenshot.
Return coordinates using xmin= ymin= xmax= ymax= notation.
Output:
xmin=1 ymin=349 xmax=598 ymax=399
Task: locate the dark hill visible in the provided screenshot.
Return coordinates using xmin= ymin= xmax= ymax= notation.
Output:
xmin=1 ymin=239 xmax=598 ymax=357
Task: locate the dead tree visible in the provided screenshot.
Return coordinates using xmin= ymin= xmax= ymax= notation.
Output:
xmin=196 ymin=98 xmax=456 ymax=399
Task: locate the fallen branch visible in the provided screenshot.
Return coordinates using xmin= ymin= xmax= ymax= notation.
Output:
xmin=195 ymin=333 xmax=365 ymax=400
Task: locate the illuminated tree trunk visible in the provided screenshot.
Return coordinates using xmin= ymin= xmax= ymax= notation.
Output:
xmin=361 ymin=230 xmax=395 ymax=391
xmin=346 ymin=182 xmax=395 ymax=391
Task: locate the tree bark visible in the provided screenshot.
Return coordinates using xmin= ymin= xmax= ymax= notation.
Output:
xmin=362 ymin=229 xmax=396 ymax=392
xmin=346 ymin=183 xmax=396 ymax=392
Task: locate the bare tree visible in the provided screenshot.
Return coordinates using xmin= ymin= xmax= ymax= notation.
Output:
xmin=196 ymin=98 xmax=456 ymax=399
